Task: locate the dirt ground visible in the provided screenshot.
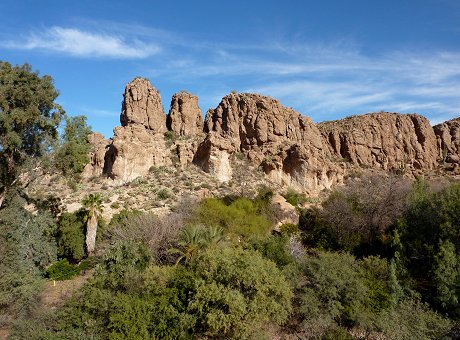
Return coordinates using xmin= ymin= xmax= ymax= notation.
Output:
xmin=39 ymin=270 xmax=93 ymax=309
xmin=0 ymin=271 xmax=93 ymax=340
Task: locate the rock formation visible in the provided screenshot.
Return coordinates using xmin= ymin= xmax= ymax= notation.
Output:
xmin=82 ymin=133 xmax=110 ymax=178
xmin=319 ymin=112 xmax=439 ymax=173
xmin=83 ymin=78 xmax=460 ymax=193
xmin=104 ymin=78 xmax=170 ymax=182
xmin=196 ymin=92 xmax=344 ymax=192
xmin=104 ymin=125 xmax=170 ymax=182
xmin=167 ymin=91 xmax=203 ymax=136
xmin=120 ymin=77 xmax=166 ymax=133
xmin=166 ymin=91 xmax=204 ymax=168
xmin=434 ymin=118 xmax=460 ymax=163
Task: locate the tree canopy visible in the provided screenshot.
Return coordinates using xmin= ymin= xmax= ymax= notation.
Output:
xmin=0 ymin=61 xmax=64 ymax=192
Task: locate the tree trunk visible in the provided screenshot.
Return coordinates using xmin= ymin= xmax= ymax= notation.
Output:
xmin=86 ymin=214 xmax=98 ymax=255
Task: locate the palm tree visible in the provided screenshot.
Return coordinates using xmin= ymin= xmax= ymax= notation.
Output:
xmin=171 ymin=225 xmax=223 ymax=265
xmin=82 ymin=193 xmax=103 ymax=255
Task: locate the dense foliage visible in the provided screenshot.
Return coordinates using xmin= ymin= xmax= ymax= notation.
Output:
xmin=0 ymin=61 xmax=64 ymax=192
xmin=7 ymin=182 xmax=459 ymax=339
xmin=55 ymin=115 xmax=92 ymax=180
xmin=0 ymin=195 xmax=57 ymax=326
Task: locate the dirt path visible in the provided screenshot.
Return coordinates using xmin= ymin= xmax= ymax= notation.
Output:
xmin=39 ymin=270 xmax=93 ymax=309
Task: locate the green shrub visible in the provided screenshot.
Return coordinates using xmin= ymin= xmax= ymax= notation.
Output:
xmin=98 ymin=240 xmax=152 ymax=292
xmin=297 ymin=251 xmax=379 ymax=336
xmin=55 ymin=116 xmax=92 ymax=180
xmin=200 ymin=182 xmax=213 ymax=190
xmin=283 ymin=187 xmax=307 ymax=206
xmin=396 ymin=181 xmax=460 ymax=316
xmin=47 ymin=259 xmax=81 ymax=280
xmin=110 ymin=202 xmax=120 ymax=209
xmin=279 ymin=223 xmax=299 ymax=234
xmin=196 ymin=198 xmax=272 ymax=238
xmin=109 ymin=209 xmax=143 ymax=229
xmin=164 ymin=131 xmax=176 ymax=141
xmin=0 ymin=195 xmax=57 ymax=325
xmin=157 ymin=188 xmax=171 ymax=200
xmin=376 ymin=299 xmax=452 ymax=339
xmin=189 ymin=247 xmax=293 ymax=338
xmin=251 ymin=235 xmax=294 ymax=268
xmin=299 ymin=208 xmax=338 ymax=250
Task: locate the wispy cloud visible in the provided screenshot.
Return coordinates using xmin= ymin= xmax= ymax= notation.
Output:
xmin=3 ymin=22 xmax=459 ymax=124
xmin=154 ymin=42 xmax=460 ymax=122
xmin=2 ymin=26 xmax=160 ymax=58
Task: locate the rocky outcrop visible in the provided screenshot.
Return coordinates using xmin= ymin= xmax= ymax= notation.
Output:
xmin=120 ymin=77 xmax=166 ymax=133
xmin=104 ymin=125 xmax=171 ymax=182
xmin=167 ymin=92 xmax=203 ymax=136
xmin=434 ymin=118 xmax=460 ymax=164
xmin=82 ymin=133 xmax=110 ymax=178
xmin=104 ymin=78 xmax=170 ymax=182
xmin=319 ymin=112 xmax=439 ymax=173
xmin=196 ymin=93 xmax=344 ymax=191
xmin=82 ymin=78 xmax=459 ymax=193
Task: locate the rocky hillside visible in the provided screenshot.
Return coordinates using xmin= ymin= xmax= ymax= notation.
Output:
xmin=83 ymin=78 xmax=460 ymax=194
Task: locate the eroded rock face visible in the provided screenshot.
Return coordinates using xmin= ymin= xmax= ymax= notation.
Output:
xmin=167 ymin=92 xmax=203 ymax=136
xmin=319 ymin=112 xmax=439 ymax=172
xmin=120 ymin=77 xmax=166 ymax=133
xmin=434 ymin=118 xmax=460 ymax=164
xmin=105 ymin=125 xmax=171 ymax=182
xmin=197 ymin=93 xmax=344 ymax=191
xmin=82 ymin=133 xmax=110 ymax=178
xmin=104 ymin=78 xmax=170 ymax=182
xmin=85 ymin=78 xmax=459 ymax=193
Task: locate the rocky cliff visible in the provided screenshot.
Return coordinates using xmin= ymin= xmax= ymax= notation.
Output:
xmin=82 ymin=132 xmax=110 ymax=179
xmin=434 ymin=118 xmax=460 ymax=173
xmin=318 ymin=112 xmax=439 ymax=173
xmin=85 ymin=78 xmax=459 ymax=192
xmin=196 ymin=92 xmax=344 ymax=191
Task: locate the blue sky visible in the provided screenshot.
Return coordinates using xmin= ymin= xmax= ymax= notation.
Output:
xmin=1 ymin=0 xmax=459 ymax=138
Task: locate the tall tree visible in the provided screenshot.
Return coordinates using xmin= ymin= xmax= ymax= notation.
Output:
xmin=55 ymin=115 xmax=92 ymax=179
xmin=0 ymin=61 xmax=64 ymax=205
xmin=82 ymin=193 xmax=103 ymax=255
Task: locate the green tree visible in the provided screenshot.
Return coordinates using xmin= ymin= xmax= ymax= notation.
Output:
xmin=433 ymin=240 xmax=459 ymax=314
xmin=0 ymin=194 xmax=57 ymax=325
xmin=57 ymin=211 xmax=86 ymax=262
xmin=82 ymin=193 xmax=103 ymax=255
xmin=0 ymin=62 xmax=64 ymax=205
xmin=55 ymin=115 xmax=92 ymax=180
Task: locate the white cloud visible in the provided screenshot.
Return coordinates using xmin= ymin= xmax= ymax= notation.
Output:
xmin=156 ymin=43 xmax=460 ymax=122
xmin=2 ymin=26 xmax=160 ymax=58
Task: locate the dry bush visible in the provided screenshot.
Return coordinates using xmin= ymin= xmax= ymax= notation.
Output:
xmin=322 ymin=174 xmax=411 ymax=247
xmin=110 ymin=197 xmax=197 ymax=264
